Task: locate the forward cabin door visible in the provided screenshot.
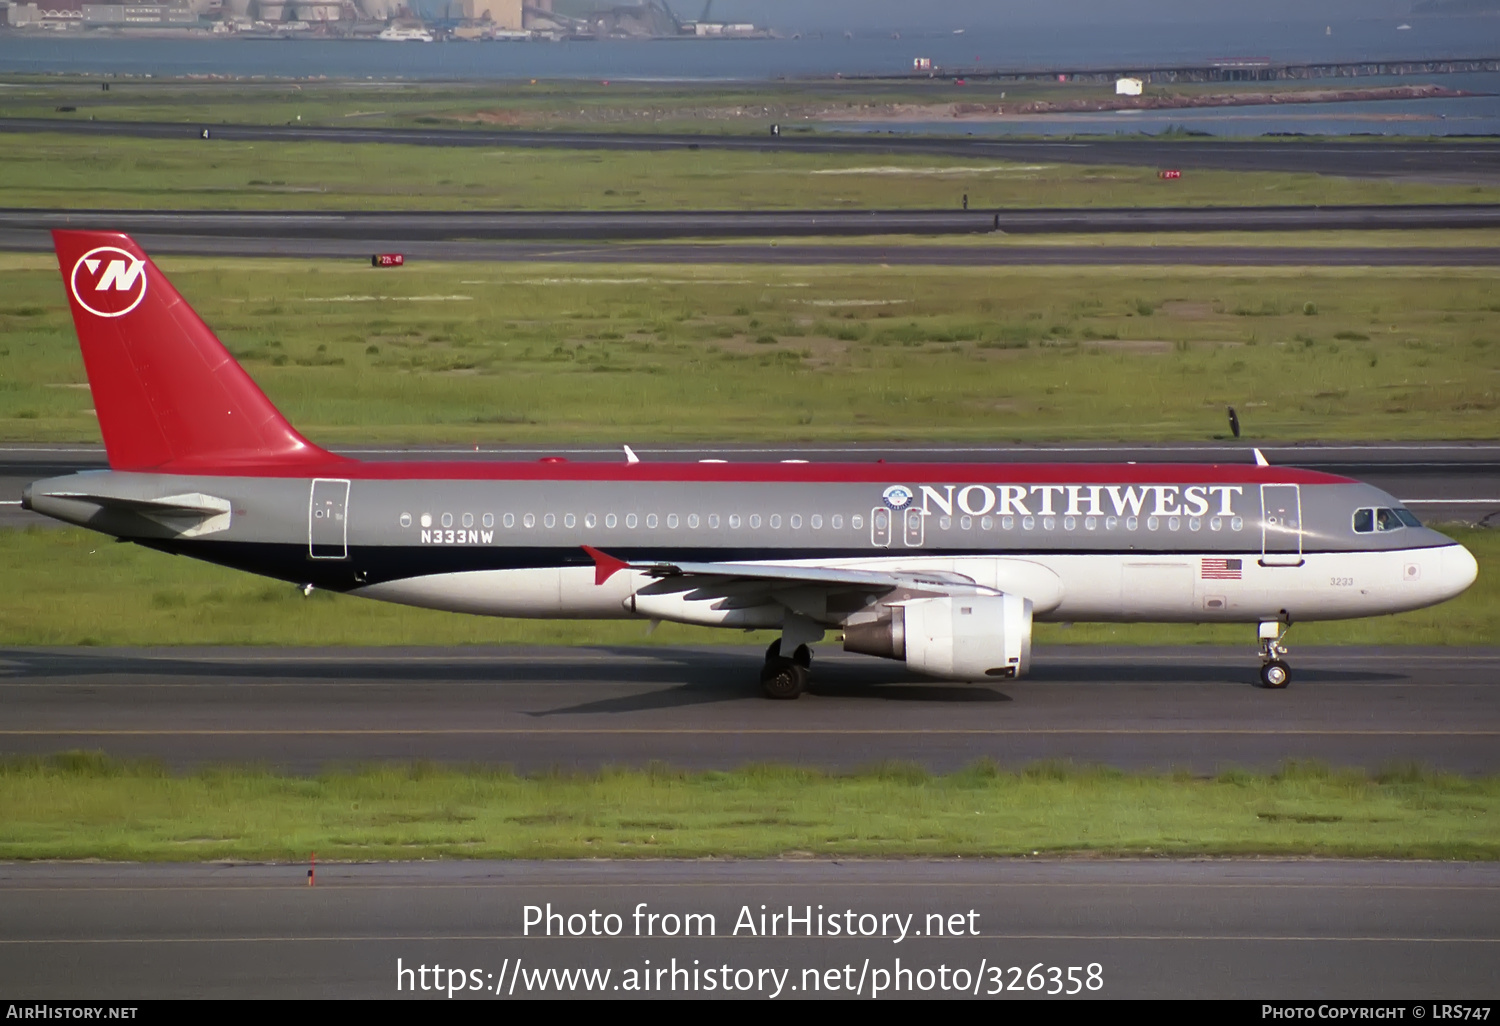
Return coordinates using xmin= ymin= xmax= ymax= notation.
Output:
xmin=309 ymin=478 xmax=351 ymax=560
xmin=1259 ymin=484 xmax=1304 ymax=567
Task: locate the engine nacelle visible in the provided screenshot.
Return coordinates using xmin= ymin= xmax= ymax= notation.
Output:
xmin=844 ymin=594 xmax=1033 ymax=681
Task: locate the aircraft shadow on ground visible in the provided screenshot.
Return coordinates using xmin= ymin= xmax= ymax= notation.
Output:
xmin=0 ymin=647 xmax=1405 ymax=699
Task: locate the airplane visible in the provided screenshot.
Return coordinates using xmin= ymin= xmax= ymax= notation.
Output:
xmin=22 ymin=231 xmax=1479 ymax=697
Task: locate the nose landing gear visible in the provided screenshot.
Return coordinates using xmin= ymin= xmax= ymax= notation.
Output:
xmin=1257 ymin=620 xmax=1292 ymax=689
xmin=760 ymin=638 xmax=813 ymax=699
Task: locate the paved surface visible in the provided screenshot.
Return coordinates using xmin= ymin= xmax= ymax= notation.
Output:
xmin=1 ymin=645 xmax=1496 ymax=774
xmin=8 ymin=442 xmax=1497 ymax=528
xmin=4 ymin=117 xmax=1498 ymax=181
xmin=8 ymin=205 xmax=1500 ymax=240
xmin=6 ymin=230 xmax=1498 ymax=266
xmin=1 ymin=860 xmax=1495 ymax=998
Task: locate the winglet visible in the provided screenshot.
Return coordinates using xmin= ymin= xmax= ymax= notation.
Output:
xmin=1253 ymin=448 xmax=1270 ymax=467
xmin=582 ymin=545 xmax=631 ymax=586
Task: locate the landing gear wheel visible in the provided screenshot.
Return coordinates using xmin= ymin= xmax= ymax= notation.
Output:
xmin=791 ymin=643 xmax=812 ymax=669
xmin=1259 ymin=660 xmax=1291 ymax=689
xmin=761 ymin=658 xmax=808 ymax=700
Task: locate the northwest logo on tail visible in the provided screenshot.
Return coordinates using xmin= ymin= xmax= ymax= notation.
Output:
xmin=69 ymin=246 xmax=147 ymax=318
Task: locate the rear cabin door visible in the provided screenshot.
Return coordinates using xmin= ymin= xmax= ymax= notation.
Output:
xmin=309 ymin=478 xmax=351 ymax=560
xmin=1259 ymin=483 xmax=1303 ymax=566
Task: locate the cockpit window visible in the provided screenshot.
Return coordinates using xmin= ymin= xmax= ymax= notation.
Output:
xmin=1355 ymin=507 xmax=1419 ymax=533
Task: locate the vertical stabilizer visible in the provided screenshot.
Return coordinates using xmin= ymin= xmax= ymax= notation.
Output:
xmin=52 ymin=230 xmax=339 ymax=472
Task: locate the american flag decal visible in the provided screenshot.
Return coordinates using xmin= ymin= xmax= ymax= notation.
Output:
xmin=1202 ymin=557 xmax=1243 ymax=580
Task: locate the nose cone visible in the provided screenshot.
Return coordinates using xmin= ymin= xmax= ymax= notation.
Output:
xmin=1443 ymin=544 xmax=1479 ymax=600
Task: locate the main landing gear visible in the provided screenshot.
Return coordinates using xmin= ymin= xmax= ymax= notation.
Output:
xmin=761 ymin=638 xmax=813 ymax=700
xmin=1257 ymin=620 xmax=1292 ymax=689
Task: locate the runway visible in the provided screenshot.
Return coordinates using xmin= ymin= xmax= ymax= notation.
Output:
xmin=4 ymin=116 xmax=1499 ymax=180
xmin=8 ymin=204 xmax=1500 ymax=240
xmin=1 ymin=859 xmax=1495 ymax=998
xmin=1 ymin=644 xmax=1497 ymax=775
xmin=6 ymin=230 xmax=1497 ymax=268
xmin=7 ymin=442 xmax=1497 ymax=528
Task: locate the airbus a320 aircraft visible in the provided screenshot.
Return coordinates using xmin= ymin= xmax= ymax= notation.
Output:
xmin=24 ymin=231 xmax=1478 ymax=697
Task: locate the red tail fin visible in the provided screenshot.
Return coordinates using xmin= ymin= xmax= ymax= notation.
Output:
xmin=52 ymin=230 xmax=339 ymax=472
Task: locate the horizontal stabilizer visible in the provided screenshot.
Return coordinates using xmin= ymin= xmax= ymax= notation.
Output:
xmin=42 ymin=490 xmax=232 ymax=537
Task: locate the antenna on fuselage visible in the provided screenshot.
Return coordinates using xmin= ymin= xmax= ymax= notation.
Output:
xmin=1253 ymin=448 xmax=1270 ymax=467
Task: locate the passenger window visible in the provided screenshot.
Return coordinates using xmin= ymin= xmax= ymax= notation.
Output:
xmin=749 ymin=514 xmax=761 ymax=528
xmin=687 ymin=514 xmax=699 ymax=528
xmin=462 ymin=513 xmax=474 ymax=528
xmin=626 ymin=514 xmax=638 ymax=529
xmin=1376 ymin=508 xmax=1402 ymax=532
xmin=1395 ymin=508 xmax=1422 ymax=528
xmin=441 ymin=513 xmax=453 ymax=528
xmin=831 ymin=514 xmax=843 ymax=529
xmin=503 ymin=513 xmax=515 ymax=529
xmin=584 ymin=513 xmax=597 ymax=529
xmin=1352 ymin=508 xmax=1374 ymax=533
xmin=482 ymin=514 xmax=494 ymax=529
xmin=667 ymin=513 xmax=678 ymax=529
xmin=646 ymin=513 xmax=658 ymax=529
xmin=770 ymin=514 xmax=782 ymax=529
xmin=728 ymin=514 xmax=741 ymax=529
xmin=851 ymin=514 xmax=863 ymax=529
xmin=708 ymin=514 xmax=720 ymax=528
xmin=565 ymin=513 xmax=576 ymax=529
xmin=544 ymin=513 xmax=555 ymax=529
xmin=523 ymin=513 xmax=535 ymax=528
xmin=810 ymin=515 xmax=823 ymax=529
xmin=605 ymin=513 xmax=617 ymax=529
xmin=939 ymin=516 xmax=952 ymax=530
xmin=789 ymin=515 xmax=802 ymax=529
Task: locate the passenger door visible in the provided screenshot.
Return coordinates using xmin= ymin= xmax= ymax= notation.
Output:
xmin=309 ymin=478 xmax=351 ymax=560
xmin=1259 ymin=484 xmax=1303 ymax=567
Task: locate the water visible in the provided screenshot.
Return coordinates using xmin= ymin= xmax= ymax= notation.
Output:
xmin=0 ymin=18 xmax=1495 ymax=81
xmin=1 ymin=17 xmax=1496 ymax=135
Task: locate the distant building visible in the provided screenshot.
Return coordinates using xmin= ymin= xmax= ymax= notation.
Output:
xmin=466 ymin=0 xmax=520 ymax=30
xmin=1115 ymin=77 xmax=1144 ymax=95
xmin=83 ymin=3 xmax=197 ymax=23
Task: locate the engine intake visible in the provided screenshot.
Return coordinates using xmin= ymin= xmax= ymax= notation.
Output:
xmin=844 ymin=594 xmax=1033 ymax=681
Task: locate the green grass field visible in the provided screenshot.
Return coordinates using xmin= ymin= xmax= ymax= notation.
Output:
xmin=5 ymin=74 xmax=1488 ymax=141
xmin=2 ymin=525 xmax=1493 ymax=647
xmin=2 ymin=255 xmax=1496 ymax=445
xmin=1 ymin=755 xmax=1494 ymax=861
xmin=3 ymin=132 xmax=1496 ymax=211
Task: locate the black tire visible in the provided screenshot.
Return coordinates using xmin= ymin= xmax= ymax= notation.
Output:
xmin=765 ymin=638 xmax=782 ymax=662
xmin=791 ymin=643 xmax=812 ymax=668
xmin=1259 ymin=660 xmax=1291 ymax=689
xmin=760 ymin=658 xmax=807 ymax=700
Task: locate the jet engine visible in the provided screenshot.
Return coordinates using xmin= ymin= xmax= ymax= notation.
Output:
xmin=843 ymin=594 xmax=1033 ymax=680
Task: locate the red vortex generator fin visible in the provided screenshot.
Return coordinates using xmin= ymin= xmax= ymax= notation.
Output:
xmin=582 ymin=545 xmax=630 ymax=586
xmin=52 ymin=230 xmax=341 ymax=472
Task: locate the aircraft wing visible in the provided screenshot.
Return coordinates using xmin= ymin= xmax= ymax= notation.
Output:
xmin=582 ymin=545 xmax=995 ymax=596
